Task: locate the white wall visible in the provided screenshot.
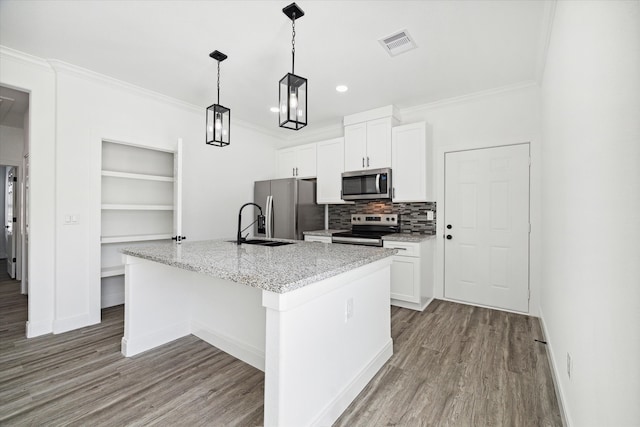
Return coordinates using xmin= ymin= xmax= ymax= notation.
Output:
xmin=400 ymin=83 xmax=542 ymax=315
xmin=1 ymin=46 xmax=280 ymax=336
xmin=540 ymin=1 xmax=640 ymax=426
xmin=51 ymin=61 xmax=279 ymax=332
xmin=0 ymin=47 xmax=56 ymax=337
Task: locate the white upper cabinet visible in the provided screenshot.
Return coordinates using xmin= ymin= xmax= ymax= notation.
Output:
xmin=391 ymin=122 xmax=433 ymax=202
xmin=344 ymin=117 xmax=393 ymax=171
xmin=343 ymin=106 xmax=398 ymax=172
xmin=277 ymin=142 xmax=317 ymax=178
xmin=316 ymin=137 xmax=349 ymax=204
xmin=365 ymin=118 xmax=393 ymax=169
xmin=344 ymin=123 xmax=368 ymax=171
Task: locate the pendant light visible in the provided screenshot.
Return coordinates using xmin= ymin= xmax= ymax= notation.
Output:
xmin=279 ymin=3 xmax=307 ymax=130
xmin=206 ymin=50 xmax=230 ymax=146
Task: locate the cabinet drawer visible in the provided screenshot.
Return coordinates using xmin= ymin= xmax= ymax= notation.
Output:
xmin=304 ymin=235 xmax=332 ymax=244
xmin=383 ymin=241 xmax=420 ymax=257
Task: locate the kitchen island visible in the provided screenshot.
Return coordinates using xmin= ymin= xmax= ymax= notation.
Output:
xmin=120 ymin=239 xmax=396 ymax=427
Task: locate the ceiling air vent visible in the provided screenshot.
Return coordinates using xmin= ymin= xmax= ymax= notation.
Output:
xmin=378 ymin=29 xmax=417 ymax=57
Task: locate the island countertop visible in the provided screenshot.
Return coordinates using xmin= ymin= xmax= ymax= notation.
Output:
xmin=121 ymin=239 xmax=396 ymax=294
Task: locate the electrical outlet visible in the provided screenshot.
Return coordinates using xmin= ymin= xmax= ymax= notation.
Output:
xmin=427 ymin=210 xmax=434 ymax=221
xmin=345 ymin=298 xmax=354 ymax=322
xmin=567 ymin=353 xmax=572 ymax=379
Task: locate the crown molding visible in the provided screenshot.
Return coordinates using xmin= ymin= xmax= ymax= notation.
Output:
xmin=399 ymin=80 xmax=539 ymax=118
xmin=46 ymin=59 xmax=202 ymax=115
xmin=0 ymin=47 xmax=283 ymax=143
xmin=535 ymin=0 xmax=557 ymax=83
xmin=0 ymin=45 xmax=54 ymax=72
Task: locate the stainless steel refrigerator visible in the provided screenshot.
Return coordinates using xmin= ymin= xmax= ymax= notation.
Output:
xmin=254 ymin=178 xmax=324 ymax=240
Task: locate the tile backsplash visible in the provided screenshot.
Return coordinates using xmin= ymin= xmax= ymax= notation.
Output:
xmin=328 ymin=200 xmax=437 ymax=235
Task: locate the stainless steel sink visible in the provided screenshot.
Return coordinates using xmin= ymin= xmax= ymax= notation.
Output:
xmin=231 ymin=239 xmax=295 ymax=247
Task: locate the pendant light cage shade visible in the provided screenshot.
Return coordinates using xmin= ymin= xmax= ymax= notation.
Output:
xmin=206 ymin=103 xmax=230 ymax=147
xmin=279 ymin=73 xmax=307 ymax=130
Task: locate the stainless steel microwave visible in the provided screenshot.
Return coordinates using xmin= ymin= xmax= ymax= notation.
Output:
xmin=341 ymin=168 xmax=392 ymax=200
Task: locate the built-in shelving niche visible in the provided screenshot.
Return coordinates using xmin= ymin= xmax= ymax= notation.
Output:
xmin=100 ymin=140 xmax=178 ymax=308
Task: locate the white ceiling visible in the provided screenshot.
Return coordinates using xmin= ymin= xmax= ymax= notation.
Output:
xmin=0 ymin=0 xmax=551 ymax=139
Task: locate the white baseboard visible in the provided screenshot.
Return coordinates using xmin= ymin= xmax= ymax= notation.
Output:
xmin=538 ymin=308 xmax=571 ymax=427
xmin=26 ymin=319 xmax=53 ymax=337
xmin=191 ymin=320 xmax=265 ymax=372
xmin=391 ymin=297 xmax=434 ymax=311
xmin=121 ymin=321 xmax=190 ymax=357
xmin=52 ymin=313 xmax=98 ymax=334
xmin=311 ymin=339 xmax=394 ymax=427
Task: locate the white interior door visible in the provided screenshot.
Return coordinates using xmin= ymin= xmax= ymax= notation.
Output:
xmin=444 ymin=144 xmax=530 ymax=313
xmin=5 ymin=167 xmax=17 ymax=278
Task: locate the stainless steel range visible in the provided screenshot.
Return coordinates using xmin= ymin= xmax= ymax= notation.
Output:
xmin=332 ymin=214 xmax=399 ymax=247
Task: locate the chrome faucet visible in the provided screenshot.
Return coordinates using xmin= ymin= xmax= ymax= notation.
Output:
xmin=237 ymin=203 xmax=265 ymax=245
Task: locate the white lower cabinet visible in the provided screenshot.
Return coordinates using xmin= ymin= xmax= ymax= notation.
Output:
xmin=383 ymin=238 xmax=434 ymax=311
xmin=304 ymin=235 xmax=332 ymax=243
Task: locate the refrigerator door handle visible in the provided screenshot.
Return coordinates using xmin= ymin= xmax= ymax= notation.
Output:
xmin=267 ymin=195 xmax=274 ymax=238
xmin=264 ymin=196 xmax=270 ymax=238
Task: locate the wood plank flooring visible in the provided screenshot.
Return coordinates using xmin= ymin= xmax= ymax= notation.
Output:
xmin=0 ymin=263 xmax=561 ymax=426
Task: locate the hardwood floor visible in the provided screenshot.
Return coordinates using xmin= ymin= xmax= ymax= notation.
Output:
xmin=0 ymin=265 xmax=561 ymax=426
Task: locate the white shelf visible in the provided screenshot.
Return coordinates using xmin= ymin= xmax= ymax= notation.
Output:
xmin=101 ymin=234 xmax=173 ymax=244
xmin=101 ymin=265 xmax=125 ymax=278
xmin=101 ymin=204 xmax=174 ymax=211
xmin=101 ymin=170 xmax=174 ymax=182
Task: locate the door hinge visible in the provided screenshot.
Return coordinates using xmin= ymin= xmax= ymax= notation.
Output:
xmin=13 ymin=217 xmax=17 ymax=223
xmin=529 ymin=223 xmax=531 ymax=233
xmin=12 ymin=176 xmax=17 ymax=182
xmin=528 ymin=156 xmax=531 ymax=166
xmin=12 ymin=257 xmax=16 ymax=262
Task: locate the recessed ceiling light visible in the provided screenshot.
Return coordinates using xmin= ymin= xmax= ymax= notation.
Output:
xmin=336 ymin=85 xmax=349 ymax=93
xmin=270 ymin=107 xmax=280 ymax=113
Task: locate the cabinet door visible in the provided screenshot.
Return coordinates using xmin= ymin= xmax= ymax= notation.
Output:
xmin=391 ymin=256 xmax=420 ymax=303
xmin=344 ymin=123 xmax=367 ymax=171
xmin=389 ymin=256 xmax=421 ymax=303
xmin=366 ymin=117 xmax=392 ymax=169
xmin=317 ymin=137 xmax=345 ymax=203
xmin=277 ymin=148 xmax=297 ymax=178
xmin=295 ymin=143 xmax=317 ymax=178
xmin=392 ymin=122 xmax=429 ymax=202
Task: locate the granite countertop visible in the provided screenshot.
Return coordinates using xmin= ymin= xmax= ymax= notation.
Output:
xmin=303 ymin=229 xmax=347 ymax=237
xmin=382 ymin=233 xmax=436 ymax=243
xmin=121 ymin=239 xmax=396 ymax=294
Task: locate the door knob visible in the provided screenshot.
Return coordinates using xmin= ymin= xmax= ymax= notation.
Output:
xmin=446 ymin=235 xmax=453 ymax=240
xmin=446 ymin=224 xmax=452 ymax=229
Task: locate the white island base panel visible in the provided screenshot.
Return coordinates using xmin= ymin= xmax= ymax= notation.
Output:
xmin=122 ymin=255 xmax=393 ymax=427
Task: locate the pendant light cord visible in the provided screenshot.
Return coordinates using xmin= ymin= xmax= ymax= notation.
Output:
xmin=216 ymin=60 xmax=221 ymax=104
xmin=291 ymin=13 xmax=296 ymax=74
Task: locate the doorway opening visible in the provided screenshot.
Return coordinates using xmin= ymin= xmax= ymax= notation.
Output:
xmin=0 ymin=86 xmax=30 ymax=298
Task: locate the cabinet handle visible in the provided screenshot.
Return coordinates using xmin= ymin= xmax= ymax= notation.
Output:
xmin=362 ymin=157 xmax=365 ymax=168
xmin=393 ymin=187 xmax=396 ymax=198
xmin=292 ymin=167 xmax=295 ymax=176
xmin=367 ymin=157 xmax=370 ymax=167
xmin=295 ymin=167 xmax=298 ymax=176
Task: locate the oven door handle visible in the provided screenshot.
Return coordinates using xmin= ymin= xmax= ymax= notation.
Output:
xmin=375 ymin=174 xmax=381 ymax=193
xmin=332 ymin=236 xmax=382 ymax=246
